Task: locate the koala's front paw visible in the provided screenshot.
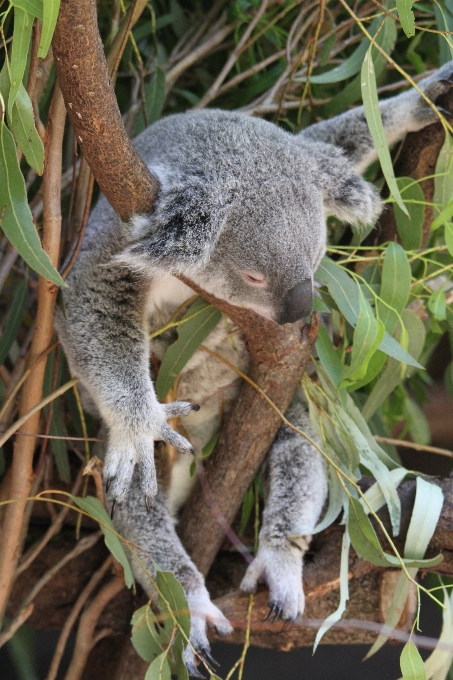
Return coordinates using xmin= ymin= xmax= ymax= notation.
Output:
xmin=240 ymin=538 xmax=309 ymax=622
xmin=104 ymin=400 xmax=199 ymax=506
xmin=183 ymin=588 xmax=233 ymax=677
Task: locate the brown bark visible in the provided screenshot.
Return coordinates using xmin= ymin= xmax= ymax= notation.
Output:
xmin=177 ymin=279 xmax=320 ymax=575
xmin=52 ymin=0 xmax=160 ymax=221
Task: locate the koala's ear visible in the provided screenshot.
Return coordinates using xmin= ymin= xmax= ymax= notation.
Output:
xmin=311 ymin=142 xmax=382 ymax=226
xmin=121 ymin=177 xmax=221 ymax=270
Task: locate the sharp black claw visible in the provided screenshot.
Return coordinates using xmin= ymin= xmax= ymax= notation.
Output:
xmin=436 ymin=105 xmax=453 ymax=117
xmin=189 ymin=446 xmax=196 ymax=456
xmin=439 ymin=78 xmax=453 ymax=86
xmin=272 ymin=605 xmax=282 ymax=623
xmin=191 ymin=403 xmax=201 ymax=412
xmin=186 ymin=662 xmax=205 ymax=678
xmin=105 ymin=478 xmax=113 ymax=494
xmin=145 ymin=496 xmax=151 ymax=513
xmin=265 ymin=604 xmax=276 ymax=622
xmin=200 ymin=647 xmax=220 ymax=668
xmin=110 ymin=499 xmax=116 ymax=520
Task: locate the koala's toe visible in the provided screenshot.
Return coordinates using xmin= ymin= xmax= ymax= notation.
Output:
xmin=161 ymin=423 xmax=195 ymax=455
xmin=105 ymin=455 xmax=135 ymax=503
xmin=239 ymin=561 xmax=263 ymax=594
xmin=163 ymin=400 xmax=200 ymax=418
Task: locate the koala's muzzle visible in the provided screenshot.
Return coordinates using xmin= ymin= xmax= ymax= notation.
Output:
xmin=278 ymin=279 xmax=313 ymax=325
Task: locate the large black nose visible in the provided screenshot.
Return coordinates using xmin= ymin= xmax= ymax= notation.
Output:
xmin=278 ymin=279 xmax=313 ymax=325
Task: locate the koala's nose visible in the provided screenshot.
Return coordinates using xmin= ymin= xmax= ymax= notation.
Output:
xmin=278 ymin=279 xmax=313 ymax=325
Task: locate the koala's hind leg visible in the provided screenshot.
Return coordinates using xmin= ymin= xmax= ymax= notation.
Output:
xmin=300 ymin=61 xmax=453 ymax=173
xmin=106 ymin=468 xmax=232 ymax=674
xmin=240 ymin=388 xmax=327 ymax=621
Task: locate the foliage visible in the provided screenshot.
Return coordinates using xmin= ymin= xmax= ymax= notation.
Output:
xmin=1 ymin=0 xmax=453 ymax=679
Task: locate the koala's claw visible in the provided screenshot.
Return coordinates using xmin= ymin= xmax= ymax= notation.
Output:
xmin=265 ymin=603 xmax=283 ymax=623
xmin=110 ymin=499 xmax=116 ymax=520
xmin=186 ymin=662 xmax=205 ymax=679
xmin=198 ymin=648 xmax=219 ymax=672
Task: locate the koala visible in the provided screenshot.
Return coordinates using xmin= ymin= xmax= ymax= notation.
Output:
xmin=56 ymin=63 xmax=453 ymax=675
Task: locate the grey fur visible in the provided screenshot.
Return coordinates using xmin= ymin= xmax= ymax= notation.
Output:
xmin=56 ymin=63 xmax=453 ymax=669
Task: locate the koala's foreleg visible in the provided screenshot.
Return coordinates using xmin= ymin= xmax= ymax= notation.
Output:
xmin=300 ymin=61 xmax=453 ymax=173
xmin=107 ymin=471 xmax=232 ymax=673
xmin=57 ymin=260 xmax=197 ymax=505
xmin=240 ymin=389 xmax=327 ymax=621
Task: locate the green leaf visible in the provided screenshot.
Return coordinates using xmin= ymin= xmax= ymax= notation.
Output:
xmin=404 ymin=477 xmax=443 ymax=560
xmin=135 ymin=68 xmax=166 ymax=135
xmin=145 ymin=653 xmax=171 ymax=680
xmin=400 ymin=640 xmax=426 ymax=680
xmin=313 ymin=529 xmax=350 ymax=650
xmin=156 ymin=298 xmax=221 ymax=400
xmin=434 ymin=133 xmax=453 ymax=218
xmin=10 ymin=84 xmax=44 ymax=173
xmin=348 ymin=497 xmax=442 ymax=569
xmin=316 ymin=259 xmax=422 ymax=368
xmin=0 ymin=275 xmax=28 ymax=364
xmin=157 ymin=570 xmax=191 ymax=639
xmin=396 ymin=0 xmax=415 ymax=37
xmin=429 ymin=287 xmax=447 ymax=321
xmin=341 ymin=297 xmax=384 ymax=385
xmin=70 ymin=495 xmax=135 ymax=588
xmin=131 ymin=605 xmax=168 ymax=663
xmin=8 ymin=7 xmax=33 ymax=120
xmin=362 ymin=309 xmax=426 ymax=420
xmin=361 ymin=48 xmax=408 ymax=216
xmin=394 ymin=177 xmax=425 ymax=250
xmin=12 ymin=0 xmax=43 ymax=20
xmin=377 ymin=242 xmax=412 ymax=335
xmin=315 ymin=324 xmax=343 ymax=387
xmin=445 ymin=222 xmax=453 ymax=257
xmin=312 ymin=463 xmax=345 ymax=533
xmin=362 ymin=468 xmax=408 ymax=514
xmin=431 ymin=199 xmax=453 ymax=232
xmin=0 ymin=117 xmax=65 ymax=286
xmin=423 ymin=585 xmax=453 ymax=679
xmin=38 ymin=0 xmax=61 ymax=58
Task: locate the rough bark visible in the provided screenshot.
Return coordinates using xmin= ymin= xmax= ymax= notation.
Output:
xmin=177 ymin=279 xmax=320 ymax=575
xmin=52 ymin=0 xmax=160 ymax=221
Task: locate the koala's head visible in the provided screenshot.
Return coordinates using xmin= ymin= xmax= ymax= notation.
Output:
xmin=124 ymin=110 xmax=381 ymax=324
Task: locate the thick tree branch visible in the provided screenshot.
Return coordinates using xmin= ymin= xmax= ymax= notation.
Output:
xmin=177 ymin=279 xmax=320 ymax=575
xmin=52 ymin=0 xmax=159 ymax=221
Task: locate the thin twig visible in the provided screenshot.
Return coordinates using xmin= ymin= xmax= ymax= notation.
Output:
xmin=374 ymin=436 xmax=453 ymax=458
xmin=0 ymin=604 xmax=34 ymax=647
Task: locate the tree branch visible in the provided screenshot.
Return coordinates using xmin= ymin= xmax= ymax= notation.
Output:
xmin=52 ymin=0 xmax=159 ymax=221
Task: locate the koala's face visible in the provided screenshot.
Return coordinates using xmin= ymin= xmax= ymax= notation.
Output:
xmin=191 ymin=183 xmax=326 ymax=325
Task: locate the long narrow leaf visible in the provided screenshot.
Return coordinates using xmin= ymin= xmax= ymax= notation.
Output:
xmin=38 ymin=0 xmax=61 ymax=58
xmin=8 ymin=7 xmax=33 ymax=120
xmin=0 ymin=117 xmax=65 ymax=286
xmin=361 ymin=48 xmax=408 ymax=215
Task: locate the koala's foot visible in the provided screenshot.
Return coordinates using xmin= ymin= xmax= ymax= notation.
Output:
xmin=414 ymin=60 xmax=453 ymax=123
xmin=240 ymin=537 xmax=309 ymax=622
xmin=104 ymin=400 xmax=199 ymax=505
xmin=183 ymin=587 xmax=233 ymax=677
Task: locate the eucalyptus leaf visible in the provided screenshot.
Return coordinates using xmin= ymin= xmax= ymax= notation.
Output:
xmin=315 ymin=324 xmax=343 ymax=387
xmin=431 ymin=199 xmax=453 ymax=232
xmin=396 ymin=0 xmax=415 ymax=37
xmin=10 ymin=84 xmax=44 ymax=173
xmin=157 ymin=569 xmax=191 ymax=639
xmin=377 ymin=242 xmax=412 ymax=336
xmin=361 ymin=48 xmax=408 ymax=215
xmin=0 ymin=118 xmax=65 ymax=286
xmin=145 ymin=652 xmax=171 ymax=680
xmin=313 ymin=529 xmax=350 ymax=650
xmin=434 ymin=134 xmax=453 ymax=216
xmin=400 ymin=640 xmax=427 ymax=680
xmin=8 ymin=7 xmax=33 ymax=120
xmin=404 ymin=477 xmax=443 ymax=560
xmin=12 ymin=0 xmax=43 ymax=20
xmin=156 ymin=298 xmax=221 ymax=400
xmin=70 ymin=495 xmax=134 ymax=588
xmin=39 ymin=0 xmax=61 ymax=58
xmin=131 ymin=605 xmax=168 ymax=663
xmin=394 ymin=178 xmax=425 ymax=250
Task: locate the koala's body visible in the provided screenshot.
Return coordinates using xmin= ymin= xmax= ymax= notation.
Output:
xmin=56 ymin=64 xmax=453 ymax=673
